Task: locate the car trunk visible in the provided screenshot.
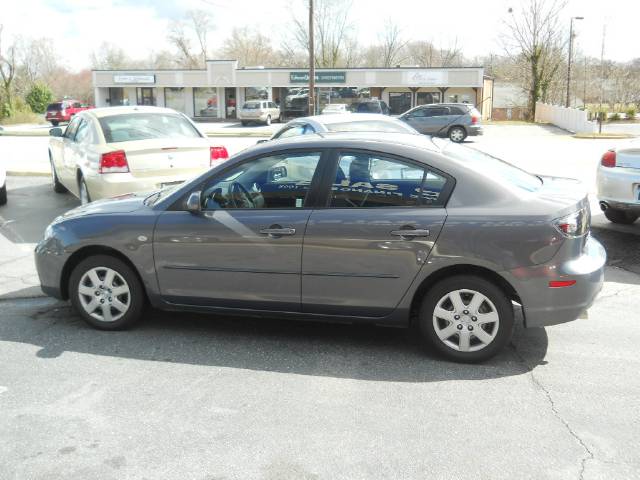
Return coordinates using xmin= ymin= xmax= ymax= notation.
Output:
xmin=118 ymin=138 xmax=210 ymax=178
xmin=616 ymin=148 xmax=640 ymax=169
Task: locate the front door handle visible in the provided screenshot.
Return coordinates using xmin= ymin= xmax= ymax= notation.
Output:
xmin=390 ymin=229 xmax=430 ymax=238
xmin=260 ymin=225 xmax=296 ymax=237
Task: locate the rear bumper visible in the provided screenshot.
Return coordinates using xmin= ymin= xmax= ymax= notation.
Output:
xmin=85 ymin=170 xmax=206 ymax=201
xmin=597 ymin=165 xmax=640 ymax=208
xmin=513 ymin=236 xmax=606 ymax=328
xmin=467 ymin=125 xmax=483 ymax=136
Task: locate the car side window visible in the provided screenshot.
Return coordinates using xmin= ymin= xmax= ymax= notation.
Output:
xmin=448 ymin=106 xmax=467 ymax=115
xmin=74 ymin=119 xmax=95 ymax=144
xmin=276 ymin=125 xmax=305 ymax=139
xmin=407 ymin=109 xmax=428 ymax=118
xmin=428 ymin=107 xmax=450 ymax=117
xmin=330 ymin=152 xmax=448 ymax=208
xmin=64 ymin=116 xmax=82 ymax=139
xmin=201 ymin=151 xmax=322 ymax=210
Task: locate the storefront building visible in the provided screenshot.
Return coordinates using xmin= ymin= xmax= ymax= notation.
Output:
xmin=93 ymin=60 xmax=493 ymax=121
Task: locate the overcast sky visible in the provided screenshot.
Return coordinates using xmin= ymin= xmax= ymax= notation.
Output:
xmin=3 ymin=0 xmax=638 ymax=71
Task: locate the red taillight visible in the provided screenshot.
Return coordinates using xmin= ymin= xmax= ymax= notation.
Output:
xmin=553 ymin=208 xmax=589 ymax=238
xmin=471 ymin=115 xmax=479 ymax=124
xmin=549 ymin=280 xmax=576 ymax=288
xmin=210 ymin=146 xmax=229 ymax=165
xmin=99 ymin=150 xmax=129 ymax=173
xmin=601 ymin=150 xmax=616 ymax=168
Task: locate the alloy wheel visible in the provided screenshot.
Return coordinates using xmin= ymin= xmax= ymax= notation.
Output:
xmin=78 ymin=267 xmax=131 ymax=323
xmin=449 ymin=128 xmax=465 ymax=142
xmin=432 ymin=289 xmax=500 ymax=352
xmin=79 ymin=180 xmax=89 ymax=204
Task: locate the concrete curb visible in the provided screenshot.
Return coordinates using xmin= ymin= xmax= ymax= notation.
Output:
xmin=573 ymin=133 xmax=636 ymax=139
xmin=7 ymin=171 xmax=50 ymax=177
xmin=0 ymin=130 xmax=49 ymax=137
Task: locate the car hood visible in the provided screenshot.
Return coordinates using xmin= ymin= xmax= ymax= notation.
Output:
xmin=59 ymin=193 xmax=147 ymax=220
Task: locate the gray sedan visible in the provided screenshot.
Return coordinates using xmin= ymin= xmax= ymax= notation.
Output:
xmin=35 ymin=133 xmax=605 ymax=363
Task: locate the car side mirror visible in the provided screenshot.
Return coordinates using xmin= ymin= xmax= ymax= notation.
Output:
xmin=256 ymin=139 xmax=268 ymax=144
xmin=49 ymin=127 xmax=63 ymax=137
xmin=185 ymin=191 xmax=202 ymax=213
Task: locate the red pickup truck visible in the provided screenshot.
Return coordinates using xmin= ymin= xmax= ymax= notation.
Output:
xmin=46 ymin=100 xmax=93 ymax=126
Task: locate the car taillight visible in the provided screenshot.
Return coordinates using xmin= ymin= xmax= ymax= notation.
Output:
xmin=99 ymin=150 xmax=129 ymax=173
xmin=549 ymin=280 xmax=576 ymax=288
xmin=553 ymin=208 xmax=589 ymax=238
xmin=601 ymin=149 xmax=616 ymax=168
xmin=471 ymin=115 xmax=479 ymax=124
xmin=210 ymin=146 xmax=229 ymax=165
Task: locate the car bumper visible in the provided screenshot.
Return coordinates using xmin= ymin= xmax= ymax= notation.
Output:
xmin=513 ymin=236 xmax=606 ymax=328
xmin=597 ymin=165 xmax=640 ymax=208
xmin=85 ymin=171 xmax=205 ymax=201
xmin=35 ymin=237 xmax=67 ymax=300
xmin=467 ymin=125 xmax=483 ymax=136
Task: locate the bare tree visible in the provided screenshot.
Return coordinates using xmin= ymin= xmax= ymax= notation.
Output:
xmin=378 ymin=20 xmax=408 ymax=68
xmin=168 ymin=21 xmax=200 ymax=68
xmin=501 ymin=0 xmax=567 ymax=120
xmin=220 ymin=27 xmax=278 ymax=67
xmin=406 ymin=40 xmax=436 ymax=67
xmin=90 ymin=42 xmax=132 ymax=69
xmin=438 ymin=38 xmax=463 ymax=67
xmin=16 ymin=37 xmax=58 ymax=88
xmin=0 ymin=25 xmax=17 ymax=109
xmin=167 ymin=10 xmax=214 ymax=68
xmin=187 ymin=9 xmax=213 ymax=67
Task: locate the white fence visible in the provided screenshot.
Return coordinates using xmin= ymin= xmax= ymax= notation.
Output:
xmin=535 ymin=102 xmax=597 ymax=134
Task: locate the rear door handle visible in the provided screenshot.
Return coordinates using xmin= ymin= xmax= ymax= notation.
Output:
xmin=390 ymin=229 xmax=430 ymax=238
xmin=260 ymin=226 xmax=296 ymax=236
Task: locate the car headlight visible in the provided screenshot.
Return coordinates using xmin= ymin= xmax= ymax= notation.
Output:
xmin=43 ymin=224 xmax=55 ymax=241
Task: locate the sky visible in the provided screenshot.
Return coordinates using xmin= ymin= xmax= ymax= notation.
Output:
xmin=2 ymin=0 xmax=638 ymax=71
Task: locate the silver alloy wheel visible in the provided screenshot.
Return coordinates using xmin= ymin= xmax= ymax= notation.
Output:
xmin=449 ymin=128 xmax=465 ymax=142
xmin=50 ymin=162 xmax=57 ymax=187
xmin=79 ymin=180 xmax=89 ymax=205
xmin=78 ymin=266 xmax=131 ymax=322
xmin=432 ymin=289 xmax=500 ymax=352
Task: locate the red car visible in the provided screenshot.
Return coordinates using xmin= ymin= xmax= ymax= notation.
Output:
xmin=46 ymin=100 xmax=93 ymax=126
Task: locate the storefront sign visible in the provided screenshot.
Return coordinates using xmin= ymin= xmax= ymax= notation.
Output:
xmin=404 ymin=71 xmax=445 ymax=86
xmin=290 ymin=71 xmax=346 ymax=83
xmin=113 ymin=74 xmax=156 ymax=84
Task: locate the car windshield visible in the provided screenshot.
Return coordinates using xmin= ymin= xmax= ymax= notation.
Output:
xmin=443 ymin=142 xmax=542 ymax=192
xmin=243 ymin=102 xmax=261 ymax=109
xmin=47 ymin=103 xmax=62 ymax=111
xmin=325 ymin=120 xmax=417 ymax=134
xmin=98 ymin=113 xmax=202 ymax=143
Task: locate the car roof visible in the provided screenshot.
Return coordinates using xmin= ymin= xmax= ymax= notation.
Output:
xmin=292 ymin=113 xmax=392 ymax=125
xmin=86 ymin=106 xmax=182 ymax=118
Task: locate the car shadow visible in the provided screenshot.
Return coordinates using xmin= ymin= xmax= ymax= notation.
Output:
xmin=1 ymin=298 xmax=549 ymax=383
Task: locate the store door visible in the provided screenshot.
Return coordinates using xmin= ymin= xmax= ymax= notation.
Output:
xmin=137 ymin=87 xmax=155 ymax=106
xmin=389 ymin=92 xmax=412 ymax=115
xmin=108 ymin=88 xmax=124 ymax=106
xmin=225 ymin=87 xmax=236 ymax=119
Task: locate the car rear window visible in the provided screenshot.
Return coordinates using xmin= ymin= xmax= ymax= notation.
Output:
xmin=98 ymin=113 xmax=202 ymax=143
xmin=243 ymin=102 xmax=261 ymax=109
xmin=325 ymin=119 xmax=417 ymax=134
xmin=47 ymin=103 xmax=63 ymax=111
xmin=444 ymin=143 xmax=542 ymax=192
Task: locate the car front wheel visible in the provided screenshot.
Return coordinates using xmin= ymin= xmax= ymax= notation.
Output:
xmin=69 ymin=255 xmax=145 ymax=330
xmin=448 ymin=126 xmax=467 ymax=143
xmin=418 ymin=275 xmax=514 ymax=363
xmin=79 ymin=177 xmax=91 ymax=205
xmin=604 ymin=208 xmax=638 ymax=224
xmin=265 ymin=115 xmax=271 ymax=126
xmin=50 ymin=157 xmax=67 ymax=193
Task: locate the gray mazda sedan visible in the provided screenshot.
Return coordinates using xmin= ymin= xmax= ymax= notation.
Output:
xmin=36 ymin=132 xmax=606 ymax=362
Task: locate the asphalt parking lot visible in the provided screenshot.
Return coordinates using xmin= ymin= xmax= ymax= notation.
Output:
xmin=1 ymin=125 xmax=640 ymax=479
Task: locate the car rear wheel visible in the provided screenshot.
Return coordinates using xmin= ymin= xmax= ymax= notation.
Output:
xmin=51 ymin=120 xmax=59 ymax=126
xmin=0 ymin=184 xmax=6 ymax=206
xmin=604 ymin=208 xmax=638 ymax=224
xmin=448 ymin=126 xmax=467 ymax=143
xmin=69 ymin=255 xmax=145 ymax=330
xmin=79 ymin=177 xmax=91 ymax=205
xmin=418 ymin=275 xmax=514 ymax=363
xmin=50 ymin=156 xmax=67 ymax=193
xmin=265 ymin=115 xmax=272 ymax=126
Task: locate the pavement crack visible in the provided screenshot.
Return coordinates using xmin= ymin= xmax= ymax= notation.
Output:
xmin=509 ymin=342 xmax=595 ymax=480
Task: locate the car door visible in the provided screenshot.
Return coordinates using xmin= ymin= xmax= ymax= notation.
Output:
xmin=402 ymin=108 xmax=429 ymax=134
xmin=58 ymin=116 xmax=82 ymax=189
xmin=420 ymin=106 xmax=450 ymax=134
xmin=153 ymin=149 xmax=327 ymax=311
xmin=301 ymin=150 xmax=451 ymax=317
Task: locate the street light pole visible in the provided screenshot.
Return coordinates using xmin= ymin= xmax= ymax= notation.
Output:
xmin=308 ymin=0 xmax=315 ymax=116
xmin=565 ymin=16 xmax=584 ymax=108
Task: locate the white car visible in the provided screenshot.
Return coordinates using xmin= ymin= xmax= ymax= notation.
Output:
xmin=0 ymin=163 xmax=6 ymax=205
xmin=597 ymin=140 xmax=640 ymax=224
xmin=321 ymin=104 xmax=349 ymax=115
xmin=238 ymin=100 xmax=281 ymax=126
xmin=48 ymin=106 xmax=228 ymax=204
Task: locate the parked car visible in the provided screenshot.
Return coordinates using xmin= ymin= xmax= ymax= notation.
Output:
xmin=321 ymin=104 xmax=349 ymax=115
xmin=239 ymin=100 xmax=281 ymax=126
xmin=597 ymin=141 xmax=640 ymax=224
xmin=400 ymin=103 xmax=483 ymax=143
xmin=36 ymin=132 xmax=605 ymax=363
xmin=46 ymin=100 xmax=92 ymax=126
xmin=0 ymin=163 xmax=6 ymax=206
xmin=351 ymin=100 xmax=390 ymax=115
xmin=48 ymin=106 xmax=229 ymax=205
xmin=268 ymin=114 xmax=418 ymax=141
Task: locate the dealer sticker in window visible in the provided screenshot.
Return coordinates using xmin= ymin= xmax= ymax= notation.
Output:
xmin=296 ymin=198 xmax=303 ymax=208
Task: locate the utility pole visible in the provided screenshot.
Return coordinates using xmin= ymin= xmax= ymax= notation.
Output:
xmin=598 ymin=23 xmax=606 ymax=133
xmin=308 ymin=0 xmax=315 ymax=116
xmin=565 ymin=16 xmax=584 ymax=108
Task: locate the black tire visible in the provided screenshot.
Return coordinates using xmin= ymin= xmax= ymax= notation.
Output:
xmin=448 ymin=126 xmax=467 ymax=143
xmin=79 ymin=176 xmax=91 ymax=204
xmin=51 ymin=120 xmax=59 ymax=126
xmin=604 ymin=208 xmax=638 ymax=224
xmin=241 ymin=121 xmax=248 ymax=126
xmin=418 ymin=275 xmax=514 ymax=363
xmin=0 ymin=184 xmax=6 ymax=206
xmin=69 ymin=255 xmax=145 ymax=330
xmin=265 ymin=115 xmax=271 ymax=126
xmin=50 ymin=155 xmax=67 ymax=193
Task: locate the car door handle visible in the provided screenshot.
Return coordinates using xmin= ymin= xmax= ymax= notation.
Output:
xmin=390 ymin=229 xmax=430 ymax=238
xmin=260 ymin=226 xmax=296 ymax=236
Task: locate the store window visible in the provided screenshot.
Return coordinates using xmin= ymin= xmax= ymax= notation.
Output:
xmin=108 ymin=87 xmax=128 ymax=106
xmin=164 ymin=87 xmax=186 ymax=113
xmin=194 ymin=88 xmax=218 ymax=118
xmin=136 ymin=87 xmax=156 ymax=106
xmin=416 ymin=92 xmax=441 ymax=106
xmin=245 ymin=87 xmax=269 ymax=101
xmin=388 ymin=92 xmax=412 ymax=115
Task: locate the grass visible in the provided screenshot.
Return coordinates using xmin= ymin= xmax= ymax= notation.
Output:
xmin=0 ymin=111 xmax=46 ymax=126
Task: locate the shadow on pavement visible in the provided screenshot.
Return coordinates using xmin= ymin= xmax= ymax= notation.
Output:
xmin=592 ymin=227 xmax=640 ymax=276
xmin=0 ymin=298 xmax=548 ymax=383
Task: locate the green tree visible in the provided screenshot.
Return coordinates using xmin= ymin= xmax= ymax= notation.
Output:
xmin=25 ymin=82 xmax=53 ymax=113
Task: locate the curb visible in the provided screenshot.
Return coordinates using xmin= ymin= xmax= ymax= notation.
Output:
xmin=0 ymin=130 xmax=49 ymax=137
xmin=7 ymin=171 xmax=50 ymax=177
xmin=573 ymin=133 xmax=636 ymax=139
